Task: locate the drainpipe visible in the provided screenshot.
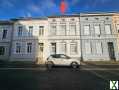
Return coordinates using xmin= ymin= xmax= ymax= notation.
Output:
xmin=79 ymin=15 xmax=83 ymax=61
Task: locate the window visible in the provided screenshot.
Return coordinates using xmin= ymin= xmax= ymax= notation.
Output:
xmin=28 ymin=26 xmax=33 ymax=36
xmin=105 ymin=25 xmax=111 ymax=34
xmin=70 ymin=42 xmax=77 ymax=55
xmin=69 ymin=24 xmax=76 ymax=35
xmin=18 ymin=26 xmax=22 ymax=37
xmin=85 ymin=42 xmax=91 ymax=54
xmin=60 ymin=42 xmax=66 ymax=54
xmin=96 ymin=42 xmax=102 ymax=54
xmin=50 ymin=25 xmax=56 ymax=36
xmin=94 ymin=25 xmax=100 ymax=35
xmin=2 ymin=29 xmax=7 ymax=39
xmin=16 ymin=43 xmax=21 ymax=53
xmin=116 ymin=24 xmax=119 ymax=33
xmin=39 ymin=26 xmax=44 ymax=36
xmin=0 ymin=46 xmax=5 ymax=55
xmin=59 ymin=24 xmax=66 ymax=35
xmin=51 ymin=43 xmax=56 ymax=54
xmin=27 ymin=43 xmax=32 ymax=53
xmin=84 ymin=25 xmax=90 ymax=35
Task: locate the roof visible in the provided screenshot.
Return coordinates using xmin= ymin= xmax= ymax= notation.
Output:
xmin=48 ymin=14 xmax=80 ymax=18
xmin=80 ymin=12 xmax=119 ymax=16
xmin=0 ymin=20 xmax=13 ymax=25
xmin=10 ymin=17 xmax=48 ymax=21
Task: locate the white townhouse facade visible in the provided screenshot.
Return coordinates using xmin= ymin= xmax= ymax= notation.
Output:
xmin=10 ymin=18 xmax=49 ymax=64
xmin=0 ymin=12 xmax=119 ymax=63
xmin=80 ymin=13 xmax=119 ymax=61
xmin=47 ymin=15 xmax=81 ymax=60
xmin=0 ymin=21 xmax=13 ymax=60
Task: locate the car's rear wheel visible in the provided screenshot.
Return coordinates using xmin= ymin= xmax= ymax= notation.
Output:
xmin=47 ymin=61 xmax=53 ymax=69
xmin=71 ymin=62 xmax=78 ymax=68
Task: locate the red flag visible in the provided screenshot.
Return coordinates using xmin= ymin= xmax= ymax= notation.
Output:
xmin=60 ymin=0 xmax=67 ymax=14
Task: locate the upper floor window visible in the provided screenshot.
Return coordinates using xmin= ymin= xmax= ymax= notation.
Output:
xmin=16 ymin=43 xmax=21 ymax=53
xmin=84 ymin=25 xmax=90 ymax=35
xmin=105 ymin=24 xmax=111 ymax=34
xmin=27 ymin=43 xmax=32 ymax=53
xmin=28 ymin=26 xmax=33 ymax=36
xmin=39 ymin=26 xmax=44 ymax=36
xmin=50 ymin=25 xmax=56 ymax=36
xmin=18 ymin=26 xmax=23 ymax=37
xmin=94 ymin=25 xmax=101 ymax=35
xmin=2 ymin=29 xmax=7 ymax=39
xmin=0 ymin=46 xmax=5 ymax=55
xmin=59 ymin=24 xmax=66 ymax=35
xmin=69 ymin=24 xmax=76 ymax=35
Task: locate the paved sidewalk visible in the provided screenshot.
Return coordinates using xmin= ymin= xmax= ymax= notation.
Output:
xmin=81 ymin=61 xmax=119 ymax=70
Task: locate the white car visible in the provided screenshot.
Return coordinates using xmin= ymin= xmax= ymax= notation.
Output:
xmin=46 ymin=54 xmax=80 ymax=68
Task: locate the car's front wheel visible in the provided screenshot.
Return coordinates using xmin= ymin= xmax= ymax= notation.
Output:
xmin=71 ymin=62 xmax=78 ymax=68
xmin=46 ymin=61 xmax=53 ymax=69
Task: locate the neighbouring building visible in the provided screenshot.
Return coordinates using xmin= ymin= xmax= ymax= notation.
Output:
xmin=10 ymin=17 xmax=48 ymax=64
xmin=80 ymin=12 xmax=119 ymax=61
xmin=0 ymin=12 xmax=119 ymax=63
xmin=112 ymin=13 xmax=119 ymax=60
xmin=0 ymin=21 xmax=13 ymax=60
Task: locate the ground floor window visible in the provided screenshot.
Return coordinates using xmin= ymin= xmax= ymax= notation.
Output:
xmin=60 ymin=42 xmax=66 ymax=54
xmin=70 ymin=42 xmax=77 ymax=55
xmin=85 ymin=42 xmax=91 ymax=54
xmin=0 ymin=46 xmax=5 ymax=55
xmin=27 ymin=43 xmax=32 ymax=53
xmin=16 ymin=43 xmax=21 ymax=53
xmin=96 ymin=42 xmax=103 ymax=54
xmin=51 ymin=43 xmax=56 ymax=54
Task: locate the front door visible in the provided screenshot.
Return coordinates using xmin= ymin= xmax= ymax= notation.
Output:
xmin=38 ymin=43 xmax=44 ymax=63
xmin=107 ymin=42 xmax=115 ymax=60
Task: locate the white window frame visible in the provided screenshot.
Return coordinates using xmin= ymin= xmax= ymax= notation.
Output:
xmin=51 ymin=43 xmax=56 ymax=54
xmin=59 ymin=24 xmax=66 ymax=35
xmin=96 ymin=42 xmax=102 ymax=54
xmin=27 ymin=43 xmax=32 ymax=53
xmin=60 ymin=42 xmax=66 ymax=54
xmin=84 ymin=25 xmax=90 ymax=35
xmin=69 ymin=24 xmax=76 ymax=35
xmin=94 ymin=25 xmax=101 ymax=35
xmin=39 ymin=26 xmax=44 ymax=36
xmin=16 ymin=42 xmax=21 ymax=54
xmin=18 ymin=26 xmax=23 ymax=37
xmin=50 ymin=25 xmax=56 ymax=36
xmin=105 ymin=24 xmax=111 ymax=34
xmin=85 ymin=42 xmax=91 ymax=54
xmin=70 ymin=42 xmax=77 ymax=55
xmin=28 ymin=26 xmax=33 ymax=36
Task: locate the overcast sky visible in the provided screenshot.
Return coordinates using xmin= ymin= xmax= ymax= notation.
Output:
xmin=0 ymin=0 xmax=119 ymax=19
